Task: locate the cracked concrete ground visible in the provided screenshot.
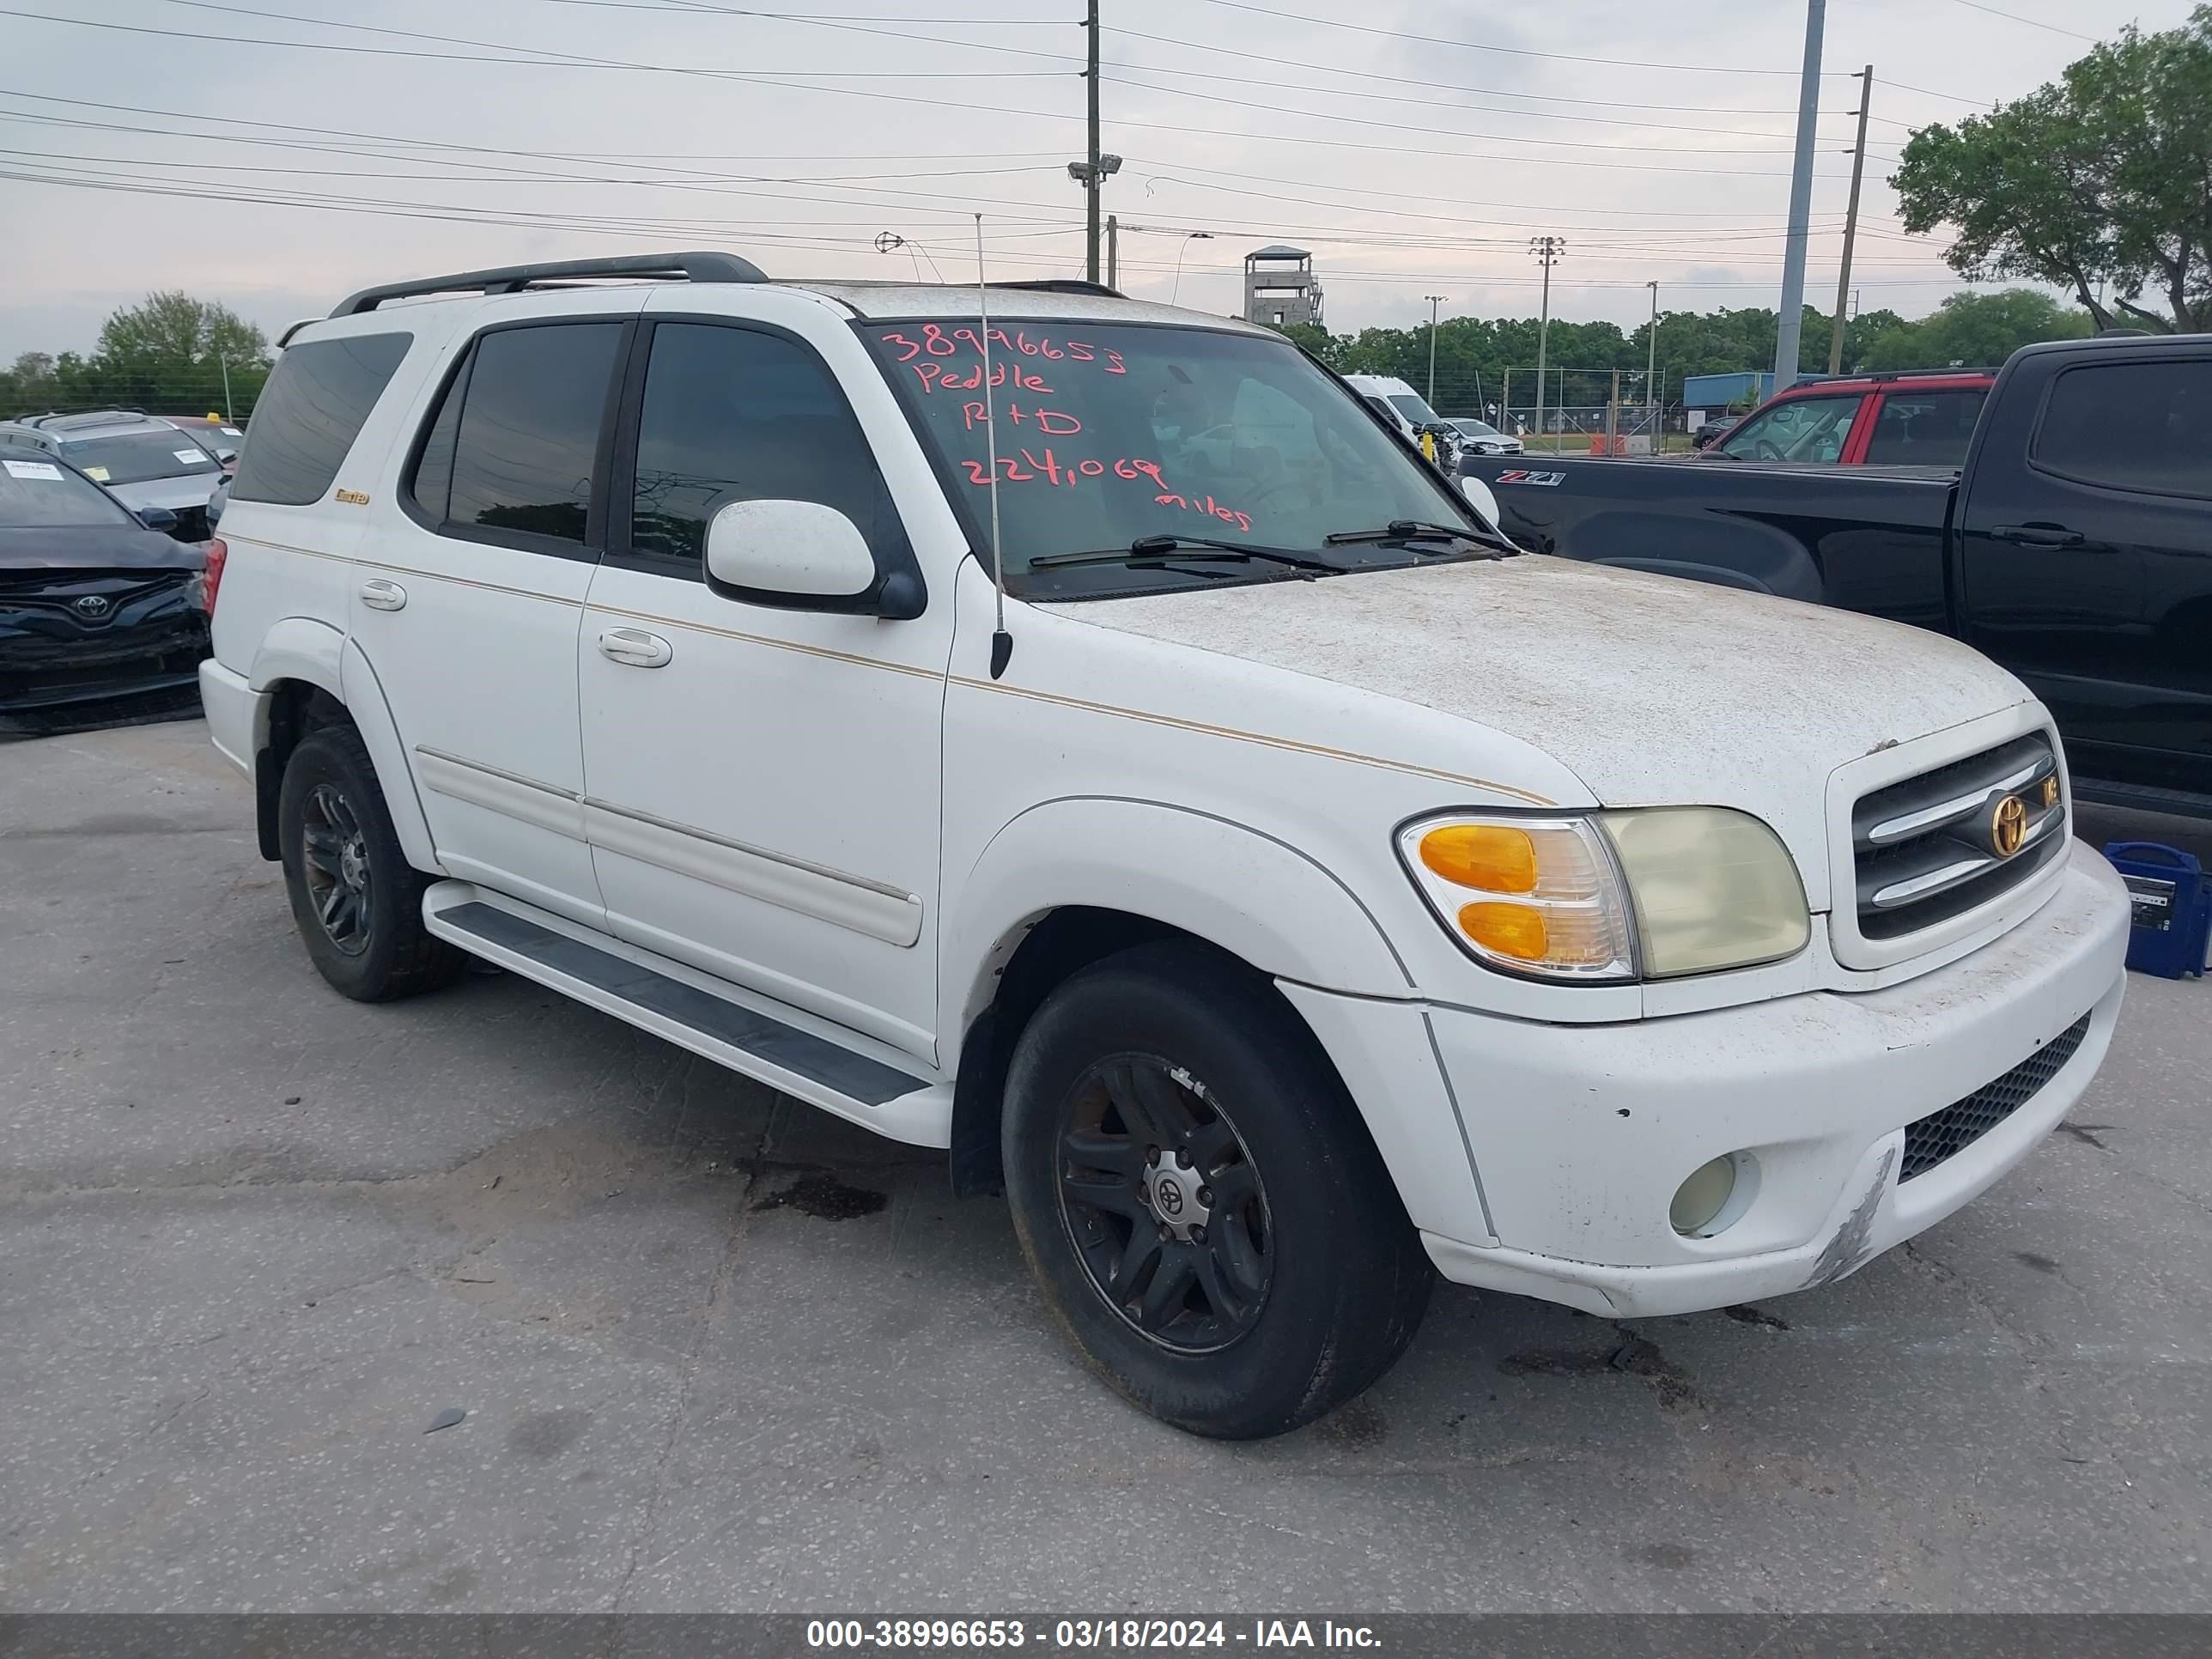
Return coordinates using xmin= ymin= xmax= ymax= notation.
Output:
xmin=2 ymin=720 xmax=2209 ymax=1613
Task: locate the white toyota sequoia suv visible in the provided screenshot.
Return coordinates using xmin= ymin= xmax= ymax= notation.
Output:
xmin=201 ymin=253 xmax=2130 ymax=1438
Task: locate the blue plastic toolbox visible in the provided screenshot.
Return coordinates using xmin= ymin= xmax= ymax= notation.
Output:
xmin=2102 ymin=842 xmax=2210 ymax=980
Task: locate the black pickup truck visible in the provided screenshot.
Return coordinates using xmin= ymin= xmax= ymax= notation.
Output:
xmin=1466 ymin=333 xmax=2212 ymax=819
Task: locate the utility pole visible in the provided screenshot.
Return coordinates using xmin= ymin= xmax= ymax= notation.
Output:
xmin=1085 ymin=0 xmax=1101 ymax=283
xmin=1827 ymin=64 xmax=1873 ymax=375
xmin=1529 ymin=237 xmax=1563 ymax=450
xmin=1773 ymin=0 xmax=1825 ymax=392
xmin=1105 ymin=215 xmax=1119 ymax=290
xmin=1645 ymin=280 xmax=1659 ymax=421
xmin=1425 ymin=295 xmax=1445 ymax=407
xmin=218 ymin=353 xmax=234 ymax=423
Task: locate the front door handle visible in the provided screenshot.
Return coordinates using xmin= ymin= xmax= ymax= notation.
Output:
xmin=358 ymin=578 xmax=407 ymax=611
xmin=598 ymin=627 xmax=673 ymax=668
xmin=1991 ymin=524 xmax=2089 ymax=549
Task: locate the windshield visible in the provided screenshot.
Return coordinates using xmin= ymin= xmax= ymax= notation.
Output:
xmin=0 ymin=456 xmax=135 ymax=526
xmin=866 ymin=320 xmax=1478 ymax=586
xmin=1718 ymin=394 xmax=1863 ymax=463
xmin=57 ymin=430 xmax=222 ymax=486
xmin=1387 ymin=392 xmax=1443 ymax=426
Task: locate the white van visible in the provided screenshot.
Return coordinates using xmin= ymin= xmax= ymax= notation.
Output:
xmin=1344 ymin=373 xmax=1460 ymax=466
xmin=199 ymin=253 xmax=2127 ymax=1438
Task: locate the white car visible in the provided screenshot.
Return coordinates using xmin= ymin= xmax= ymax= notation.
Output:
xmin=200 ymin=252 xmax=2128 ymax=1438
xmin=1448 ymin=416 xmax=1523 ymax=457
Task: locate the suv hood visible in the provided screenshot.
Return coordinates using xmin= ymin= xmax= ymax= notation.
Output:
xmin=1056 ymin=556 xmax=2036 ymax=891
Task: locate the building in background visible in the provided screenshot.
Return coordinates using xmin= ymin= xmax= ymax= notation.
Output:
xmin=1243 ymin=246 xmax=1323 ymax=328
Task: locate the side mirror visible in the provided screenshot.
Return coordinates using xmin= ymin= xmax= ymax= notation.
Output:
xmin=137 ymin=506 xmax=179 ymax=532
xmin=1459 ymin=474 xmax=1498 ymax=530
xmin=704 ymin=498 xmax=903 ymax=615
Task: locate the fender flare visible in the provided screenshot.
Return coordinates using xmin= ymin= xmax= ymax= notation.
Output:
xmin=337 ymin=639 xmax=442 ymax=873
xmin=943 ymin=796 xmax=1415 ymax=1046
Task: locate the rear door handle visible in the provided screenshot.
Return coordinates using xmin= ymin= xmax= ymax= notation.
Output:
xmin=1991 ymin=525 xmax=2088 ymax=549
xmin=598 ymin=627 xmax=673 ymax=669
xmin=358 ymin=578 xmax=407 ymax=611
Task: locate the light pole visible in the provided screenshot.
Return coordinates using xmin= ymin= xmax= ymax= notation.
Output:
xmin=1170 ymin=231 xmax=1212 ymax=306
xmin=1066 ymin=153 xmax=1121 ymax=282
xmin=1424 ymin=295 xmax=1446 ymax=408
xmin=1645 ymin=281 xmax=1658 ymax=426
xmin=1773 ymin=0 xmax=1826 ymax=391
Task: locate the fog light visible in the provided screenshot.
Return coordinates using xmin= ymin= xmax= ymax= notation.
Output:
xmin=1670 ymin=1154 xmax=1738 ymax=1236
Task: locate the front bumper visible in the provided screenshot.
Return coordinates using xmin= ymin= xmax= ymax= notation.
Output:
xmin=1314 ymin=842 xmax=2129 ymax=1318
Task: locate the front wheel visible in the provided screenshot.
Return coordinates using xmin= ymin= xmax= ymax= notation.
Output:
xmin=277 ymin=725 xmax=466 ymax=1002
xmin=1003 ymin=942 xmax=1433 ymax=1439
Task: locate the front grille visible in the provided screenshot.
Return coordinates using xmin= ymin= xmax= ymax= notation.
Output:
xmin=1899 ymin=1012 xmax=2092 ymax=1181
xmin=1852 ymin=732 xmax=2066 ymax=941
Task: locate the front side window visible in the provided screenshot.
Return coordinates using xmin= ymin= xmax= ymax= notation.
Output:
xmin=230 ymin=333 xmax=411 ymax=504
xmin=58 ymin=430 xmax=222 ymax=488
xmin=0 ymin=456 xmax=134 ymax=526
xmin=1718 ymin=393 xmax=1863 ymax=463
xmin=414 ymin=322 xmax=623 ymax=547
xmin=1862 ymin=388 xmax=1985 ymax=467
xmin=627 ymin=323 xmax=898 ymax=565
xmin=2033 ymin=361 xmax=2212 ymax=500
xmin=864 ymin=319 xmax=1480 ymax=588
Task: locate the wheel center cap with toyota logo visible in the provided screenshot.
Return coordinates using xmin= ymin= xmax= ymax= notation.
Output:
xmin=71 ymin=594 xmax=113 ymax=620
xmin=1140 ymin=1157 xmax=1212 ymax=1243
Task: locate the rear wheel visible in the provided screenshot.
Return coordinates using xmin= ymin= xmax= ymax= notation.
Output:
xmin=277 ymin=725 xmax=465 ymax=1001
xmin=1003 ymin=941 xmax=1432 ymax=1438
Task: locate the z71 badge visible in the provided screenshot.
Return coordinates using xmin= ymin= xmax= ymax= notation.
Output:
xmin=1493 ymin=470 xmax=1567 ymax=487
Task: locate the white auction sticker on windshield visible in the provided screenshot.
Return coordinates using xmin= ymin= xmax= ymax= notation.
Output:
xmin=3 ymin=459 xmax=65 ymax=481
xmin=175 ymin=449 xmax=214 ymax=465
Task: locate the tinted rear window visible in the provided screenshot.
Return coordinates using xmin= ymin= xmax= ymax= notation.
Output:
xmin=0 ymin=456 xmax=134 ymax=526
xmin=230 ymin=332 xmax=412 ymax=506
xmin=2034 ymin=360 xmax=2212 ymax=500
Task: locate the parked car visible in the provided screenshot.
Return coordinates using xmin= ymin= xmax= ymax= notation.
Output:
xmin=1699 ymin=370 xmax=1995 ymax=467
xmin=1688 ymin=416 xmax=1740 ymax=451
xmin=161 ymin=414 xmax=248 ymax=470
xmin=203 ymin=252 xmax=2127 ymax=1438
xmin=0 ymin=410 xmax=227 ymax=540
xmin=1344 ymin=374 xmax=1462 ymax=467
xmin=1447 ymin=416 xmax=1522 ymax=457
xmin=1467 ymin=333 xmax=2212 ymax=819
xmin=0 ymin=442 xmax=208 ymax=732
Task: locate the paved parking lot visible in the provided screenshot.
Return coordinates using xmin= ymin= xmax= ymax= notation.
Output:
xmin=3 ymin=719 xmax=2209 ymax=1613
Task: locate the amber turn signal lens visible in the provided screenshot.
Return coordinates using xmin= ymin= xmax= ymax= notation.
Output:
xmin=1457 ymin=901 xmax=1548 ymax=961
xmin=1420 ymin=823 xmax=1538 ymax=893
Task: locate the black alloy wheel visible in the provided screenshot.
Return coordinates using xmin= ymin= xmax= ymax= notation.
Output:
xmin=1057 ymin=1055 xmax=1272 ymax=1352
xmin=298 ymin=781 xmax=374 ymax=956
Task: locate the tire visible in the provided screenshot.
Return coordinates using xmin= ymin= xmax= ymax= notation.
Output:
xmin=1002 ymin=940 xmax=1432 ymax=1439
xmin=277 ymin=724 xmax=465 ymax=1002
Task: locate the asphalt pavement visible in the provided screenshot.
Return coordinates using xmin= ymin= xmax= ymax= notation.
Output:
xmin=2 ymin=719 xmax=2207 ymax=1613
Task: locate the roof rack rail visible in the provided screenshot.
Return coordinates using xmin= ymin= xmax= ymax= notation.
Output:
xmin=991 ymin=279 xmax=1123 ymax=298
xmin=1861 ymin=367 xmax=1999 ymax=381
xmin=328 ymin=251 xmax=769 ymax=319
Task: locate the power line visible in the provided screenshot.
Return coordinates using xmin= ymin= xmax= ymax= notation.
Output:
xmin=1935 ymin=0 xmax=2099 ymax=43
xmin=1191 ymin=0 xmax=1850 ymax=76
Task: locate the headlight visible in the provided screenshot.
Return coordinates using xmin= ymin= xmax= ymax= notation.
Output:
xmin=1397 ymin=808 xmax=1808 ymax=983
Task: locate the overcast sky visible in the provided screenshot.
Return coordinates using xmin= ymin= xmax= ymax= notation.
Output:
xmin=0 ymin=0 xmax=2193 ymax=359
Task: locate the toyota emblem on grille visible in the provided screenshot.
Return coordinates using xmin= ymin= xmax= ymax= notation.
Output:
xmin=1990 ymin=794 xmax=2027 ymax=858
xmin=71 ymin=594 xmax=112 ymax=619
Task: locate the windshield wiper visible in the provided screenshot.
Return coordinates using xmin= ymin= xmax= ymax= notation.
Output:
xmin=1325 ymin=520 xmax=1489 ymax=548
xmin=1030 ymin=536 xmax=1337 ymax=574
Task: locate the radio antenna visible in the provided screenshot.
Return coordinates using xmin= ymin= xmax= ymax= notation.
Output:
xmin=975 ymin=212 xmax=1012 ymax=679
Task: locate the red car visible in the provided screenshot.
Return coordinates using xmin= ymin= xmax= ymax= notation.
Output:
xmin=1700 ymin=369 xmax=1996 ymax=468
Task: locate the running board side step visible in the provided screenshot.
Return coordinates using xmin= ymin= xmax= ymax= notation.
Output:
xmin=422 ymin=882 xmax=951 ymax=1148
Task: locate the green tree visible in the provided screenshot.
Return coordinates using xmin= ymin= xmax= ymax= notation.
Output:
xmin=1891 ymin=6 xmax=2212 ymax=332
xmin=0 ymin=350 xmax=59 ymax=416
xmin=1859 ymin=289 xmax=2093 ymax=371
xmin=68 ymin=292 xmax=274 ymax=416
